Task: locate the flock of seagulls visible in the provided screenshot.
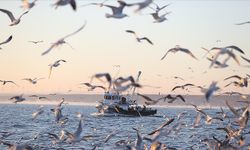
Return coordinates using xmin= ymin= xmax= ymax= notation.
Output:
xmin=0 ymin=0 xmax=249 ymax=149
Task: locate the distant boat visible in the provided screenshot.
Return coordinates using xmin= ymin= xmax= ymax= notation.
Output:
xmin=95 ymin=91 xmax=157 ymax=116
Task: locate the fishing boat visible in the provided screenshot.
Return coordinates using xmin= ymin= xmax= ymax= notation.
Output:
xmin=95 ymin=91 xmax=157 ymax=116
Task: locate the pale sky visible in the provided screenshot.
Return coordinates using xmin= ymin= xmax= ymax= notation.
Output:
xmin=0 ymin=0 xmax=250 ymax=95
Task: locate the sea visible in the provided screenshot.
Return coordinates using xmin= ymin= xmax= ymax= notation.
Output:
xmin=0 ymin=94 xmax=249 ymax=150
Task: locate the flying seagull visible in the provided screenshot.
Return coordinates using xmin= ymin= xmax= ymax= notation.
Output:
xmin=81 ymin=82 xmax=106 ymax=91
xmin=0 ymin=8 xmax=28 ymax=26
xmin=161 ymin=45 xmax=198 ymax=60
xmin=91 ymin=73 xmax=112 ymax=89
xmin=21 ymin=0 xmax=38 ymax=10
xmin=22 ymin=77 xmax=44 ymax=84
xmin=0 ymin=80 xmax=18 ymax=86
xmin=53 ymin=0 xmax=77 ymax=11
xmin=205 ymin=81 xmax=220 ymax=101
xmin=125 ymin=30 xmax=153 ymax=45
xmin=209 ymin=45 xmax=245 ymax=68
xmin=9 ymin=94 xmax=26 ymax=103
xmin=128 ymin=0 xmax=153 ymax=13
xmin=171 ymin=83 xmax=195 ymax=91
xmin=41 ymin=22 xmax=87 ymax=56
xmin=0 ymin=35 xmax=12 ymax=49
xmin=101 ymin=0 xmax=129 ymax=19
xmin=29 ymin=40 xmax=43 ymax=44
xmin=48 ymin=59 xmax=66 ymax=78
xmin=150 ymin=11 xmax=171 ymax=23
xmin=235 ymin=21 xmax=250 ymax=25
xmin=224 ymin=75 xmax=248 ymax=87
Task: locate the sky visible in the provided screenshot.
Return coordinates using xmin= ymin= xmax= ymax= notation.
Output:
xmin=0 ymin=0 xmax=250 ymax=95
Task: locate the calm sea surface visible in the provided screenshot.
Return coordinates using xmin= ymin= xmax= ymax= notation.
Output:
xmin=0 ymin=94 xmax=249 ymax=149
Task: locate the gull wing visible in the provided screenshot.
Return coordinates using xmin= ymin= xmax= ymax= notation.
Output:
xmin=224 ymin=75 xmax=242 ymax=81
xmin=18 ymin=11 xmax=29 ymax=20
xmin=225 ymin=45 xmax=245 ymax=54
xmin=62 ymin=22 xmax=87 ymax=39
xmin=241 ymin=55 xmax=250 ymax=64
xmin=140 ymin=37 xmax=153 ymax=45
xmin=41 ymin=43 xmax=58 ymax=56
xmin=125 ymin=30 xmax=138 ymax=38
xmin=0 ymin=9 xmax=16 ymax=22
xmin=235 ymin=21 xmax=250 ymax=25
xmin=0 ymin=35 xmax=12 ymax=45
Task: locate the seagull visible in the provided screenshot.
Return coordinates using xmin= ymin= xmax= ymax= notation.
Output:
xmin=0 ymin=80 xmax=18 ymax=86
xmin=41 ymin=22 xmax=86 ymax=56
xmin=81 ymin=82 xmax=106 ymax=91
xmin=53 ymin=0 xmax=77 ymax=11
xmin=173 ymin=76 xmax=184 ymax=81
xmin=224 ymin=75 xmax=248 ymax=87
xmin=206 ymin=57 xmax=229 ymax=68
xmin=81 ymin=0 xmax=109 ymax=7
xmin=148 ymin=118 xmax=175 ymax=135
xmin=21 ymin=0 xmax=38 ymax=10
xmin=149 ymin=2 xmax=171 ymax=13
xmin=9 ymin=94 xmax=26 ymax=103
xmin=205 ymin=81 xmax=220 ymax=101
xmin=128 ymin=0 xmax=153 ymax=13
xmin=32 ymin=105 xmax=44 ymax=120
xmin=209 ymin=45 xmax=245 ymax=68
xmin=22 ymin=77 xmax=44 ymax=84
xmin=115 ymin=83 xmax=141 ymax=92
xmin=0 ymin=35 xmax=12 ymax=49
xmin=62 ymin=117 xmax=83 ymax=144
xmin=161 ymin=45 xmax=198 ymax=60
xmin=171 ymin=83 xmax=195 ymax=91
xmin=0 ymin=140 xmax=34 ymax=150
xmin=101 ymin=0 xmax=129 ymax=19
xmin=190 ymin=104 xmax=223 ymax=124
xmin=150 ymin=12 xmax=170 ymax=23
xmin=158 ymin=94 xmax=186 ymax=103
xmin=29 ymin=40 xmax=43 ymax=44
xmin=0 ymin=9 xmax=28 ymax=26
xmin=48 ymin=59 xmax=66 ymax=78
xmin=125 ymin=30 xmax=153 ymax=45
xmin=235 ymin=21 xmax=250 ymax=25
xmin=91 ymin=73 xmax=112 ymax=89
xmin=51 ymin=98 xmax=66 ymax=123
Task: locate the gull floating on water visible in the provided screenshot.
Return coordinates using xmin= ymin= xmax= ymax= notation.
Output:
xmin=125 ymin=30 xmax=153 ymax=45
xmin=53 ymin=0 xmax=77 ymax=11
xmin=41 ymin=22 xmax=87 ymax=56
xmin=0 ymin=8 xmax=28 ymax=26
xmin=48 ymin=59 xmax=66 ymax=78
xmin=161 ymin=45 xmax=198 ymax=60
xmin=21 ymin=0 xmax=38 ymax=10
xmin=0 ymin=35 xmax=12 ymax=49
